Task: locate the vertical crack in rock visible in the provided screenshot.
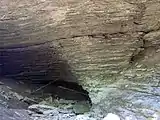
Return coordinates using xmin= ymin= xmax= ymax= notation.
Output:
xmin=129 ymin=30 xmax=160 ymax=65
xmin=129 ymin=2 xmax=150 ymax=65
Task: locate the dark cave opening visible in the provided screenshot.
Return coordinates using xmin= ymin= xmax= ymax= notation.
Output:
xmin=0 ymin=43 xmax=92 ymax=108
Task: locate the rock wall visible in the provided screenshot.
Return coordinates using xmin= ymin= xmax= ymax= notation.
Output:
xmin=0 ymin=0 xmax=160 ymax=103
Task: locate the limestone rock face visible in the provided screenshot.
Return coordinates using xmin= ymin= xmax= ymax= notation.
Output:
xmin=0 ymin=0 xmax=160 ymax=104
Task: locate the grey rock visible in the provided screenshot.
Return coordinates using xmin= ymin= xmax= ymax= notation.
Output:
xmin=29 ymin=104 xmax=76 ymax=120
xmin=102 ymin=113 xmax=120 ymax=120
xmin=28 ymin=104 xmax=58 ymax=114
xmin=0 ymin=84 xmax=29 ymax=109
xmin=1 ymin=0 xmax=160 ymax=120
xmin=43 ymin=110 xmax=59 ymax=115
xmin=75 ymin=115 xmax=96 ymax=120
xmin=0 ymin=107 xmax=32 ymax=120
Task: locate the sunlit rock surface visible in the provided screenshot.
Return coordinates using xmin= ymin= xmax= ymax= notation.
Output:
xmin=0 ymin=0 xmax=160 ymax=119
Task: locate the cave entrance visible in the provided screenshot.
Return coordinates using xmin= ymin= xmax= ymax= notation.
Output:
xmin=0 ymin=43 xmax=91 ymax=109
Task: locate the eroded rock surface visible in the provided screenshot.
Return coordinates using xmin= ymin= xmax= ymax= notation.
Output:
xmin=0 ymin=0 xmax=160 ymax=119
xmin=0 ymin=107 xmax=31 ymax=120
xmin=1 ymin=0 xmax=160 ymax=87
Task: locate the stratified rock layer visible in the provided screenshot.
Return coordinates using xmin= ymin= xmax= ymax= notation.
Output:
xmin=0 ymin=0 xmax=160 ymax=104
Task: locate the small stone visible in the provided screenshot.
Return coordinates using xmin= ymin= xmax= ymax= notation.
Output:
xmin=23 ymin=97 xmax=38 ymax=104
xmin=152 ymin=113 xmax=160 ymax=120
xmin=102 ymin=113 xmax=120 ymax=120
xmin=73 ymin=102 xmax=91 ymax=114
xmin=43 ymin=110 xmax=59 ymax=115
xmin=125 ymin=116 xmax=137 ymax=120
xmin=29 ymin=104 xmax=57 ymax=110
xmin=58 ymin=109 xmax=73 ymax=114
xmin=75 ymin=115 xmax=90 ymax=120
xmin=74 ymin=115 xmax=96 ymax=120
xmin=59 ymin=113 xmax=76 ymax=120
xmin=28 ymin=104 xmax=58 ymax=114
xmin=13 ymin=93 xmax=23 ymax=100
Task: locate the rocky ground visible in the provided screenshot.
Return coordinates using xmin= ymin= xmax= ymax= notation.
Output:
xmin=0 ymin=0 xmax=160 ymax=120
xmin=0 ymin=73 xmax=159 ymax=120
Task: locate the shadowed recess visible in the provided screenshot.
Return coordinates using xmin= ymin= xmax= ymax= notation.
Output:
xmin=0 ymin=38 xmax=91 ymax=105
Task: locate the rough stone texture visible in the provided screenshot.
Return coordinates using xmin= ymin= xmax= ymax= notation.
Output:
xmin=28 ymin=104 xmax=76 ymax=120
xmin=1 ymin=0 xmax=160 ymax=81
xmin=0 ymin=82 xmax=31 ymax=109
xmin=0 ymin=107 xmax=31 ymax=120
xmin=0 ymin=0 xmax=160 ymax=117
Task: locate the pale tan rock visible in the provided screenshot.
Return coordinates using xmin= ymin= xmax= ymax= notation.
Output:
xmin=0 ymin=0 xmax=160 ymax=106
